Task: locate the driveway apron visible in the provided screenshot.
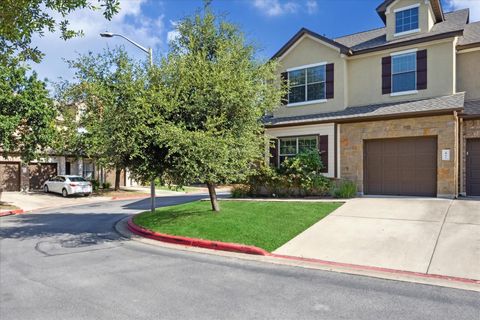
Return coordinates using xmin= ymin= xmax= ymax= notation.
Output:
xmin=274 ymin=197 xmax=480 ymax=280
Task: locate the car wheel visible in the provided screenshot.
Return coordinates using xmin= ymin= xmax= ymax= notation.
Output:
xmin=84 ymin=193 xmax=91 ymax=197
xmin=44 ymin=185 xmax=49 ymax=193
xmin=62 ymin=188 xmax=68 ymax=198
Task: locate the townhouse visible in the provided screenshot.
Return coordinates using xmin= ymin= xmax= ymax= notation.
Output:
xmin=265 ymin=0 xmax=480 ymax=198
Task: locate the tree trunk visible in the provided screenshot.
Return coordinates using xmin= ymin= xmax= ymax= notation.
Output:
xmin=114 ymin=168 xmax=121 ymax=191
xmin=206 ymin=182 xmax=220 ymax=212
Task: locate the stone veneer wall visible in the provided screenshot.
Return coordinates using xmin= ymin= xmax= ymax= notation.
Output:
xmin=461 ymin=119 xmax=480 ymax=194
xmin=340 ymin=114 xmax=458 ymax=197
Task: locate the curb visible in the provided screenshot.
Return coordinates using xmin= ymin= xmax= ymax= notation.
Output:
xmin=111 ymin=194 xmax=150 ymax=200
xmin=0 ymin=209 xmax=25 ymax=217
xmin=126 ymin=216 xmax=480 ymax=288
xmin=270 ymin=254 xmax=480 ymax=286
xmin=127 ymin=217 xmax=269 ymax=256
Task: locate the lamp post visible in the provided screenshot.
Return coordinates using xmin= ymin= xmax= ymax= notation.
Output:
xmin=100 ymin=32 xmax=156 ymax=213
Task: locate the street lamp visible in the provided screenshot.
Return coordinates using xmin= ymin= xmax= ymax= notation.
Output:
xmin=100 ymin=31 xmax=155 ymax=213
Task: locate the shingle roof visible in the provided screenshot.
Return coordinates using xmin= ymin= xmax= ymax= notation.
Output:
xmin=463 ymin=99 xmax=480 ymax=116
xmin=334 ymin=9 xmax=469 ymax=53
xmin=458 ymin=21 xmax=480 ymax=48
xmin=264 ymin=93 xmax=465 ymax=127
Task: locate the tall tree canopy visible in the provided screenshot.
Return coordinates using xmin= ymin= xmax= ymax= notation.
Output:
xmin=149 ymin=6 xmax=283 ymax=211
xmin=0 ymin=0 xmax=119 ymax=62
xmin=58 ymin=48 xmax=149 ymax=190
xmin=0 ymin=59 xmax=56 ymax=162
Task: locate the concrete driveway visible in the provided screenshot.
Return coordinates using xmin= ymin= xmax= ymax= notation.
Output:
xmin=274 ymin=197 xmax=480 ymax=280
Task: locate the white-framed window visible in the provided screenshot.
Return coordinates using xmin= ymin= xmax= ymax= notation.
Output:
xmin=395 ymin=6 xmax=419 ymax=34
xmin=279 ymin=136 xmax=318 ymax=163
xmin=288 ymin=64 xmax=326 ymax=105
xmin=392 ymin=52 xmax=417 ymax=93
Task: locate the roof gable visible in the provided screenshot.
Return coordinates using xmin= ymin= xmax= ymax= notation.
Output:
xmin=271 ymin=28 xmax=352 ymax=59
xmin=376 ymin=0 xmax=444 ymax=23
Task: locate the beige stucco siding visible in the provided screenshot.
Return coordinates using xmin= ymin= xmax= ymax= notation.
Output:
xmin=340 ymin=115 xmax=458 ymax=198
xmin=457 ymin=50 xmax=480 ymax=101
xmin=274 ymin=35 xmax=347 ymax=118
xmin=385 ymin=0 xmax=435 ymax=41
xmin=348 ymin=39 xmax=456 ymax=107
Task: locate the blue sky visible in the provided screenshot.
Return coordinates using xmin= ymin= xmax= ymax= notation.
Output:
xmin=31 ymin=0 xmax=480 ymax=87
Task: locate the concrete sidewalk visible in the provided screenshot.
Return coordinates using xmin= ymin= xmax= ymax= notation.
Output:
xmin=274 ymin=197 xmax=480 ymax=280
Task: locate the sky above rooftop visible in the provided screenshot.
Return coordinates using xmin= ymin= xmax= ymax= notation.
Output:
xmin=30 ymin=0 xmax=480 ymax=88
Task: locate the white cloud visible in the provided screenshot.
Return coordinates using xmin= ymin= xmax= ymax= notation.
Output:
xmin=446 ymin=0 xmax=480 ymax=21
xmin=253 ymin=0 xmax=299 ymax=17
xmin=306 ymin=0 xmax=318 ymax=14
xmin=31 ymin=0 xmax=165 ymax=86
xmin=167 ymin=20 xmax=180 ymax=44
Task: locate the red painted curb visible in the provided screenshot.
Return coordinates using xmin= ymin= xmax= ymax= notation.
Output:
xmin=127 ymin=217 xmax=269 ymax=256
xmin=0 ymin=209 xmax=25 ymax=217
xmin=270 ymin=254 xmax=480 ymax=285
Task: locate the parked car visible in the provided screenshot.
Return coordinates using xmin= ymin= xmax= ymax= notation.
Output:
xmin=43 ymin=175 xmax=92 ymax=197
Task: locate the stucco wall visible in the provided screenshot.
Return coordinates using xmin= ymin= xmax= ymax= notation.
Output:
xmin=340 ymin=115 xmax=458 ymax=197
xmin=274 ymin=35 xmax=347 ymax=118
xmin=348 ymin=39 xmax=456 ymax=107
xmin=385 ymin=0 xmax=435 ymax=41
xmin=457 ymin=50 xmax=480 ymax=101
xmin=461 ymin=119 xmax=480 ymax=194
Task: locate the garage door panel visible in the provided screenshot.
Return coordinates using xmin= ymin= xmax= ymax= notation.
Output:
xmin=365 ymin=137 xmax=437 ymax=197
xmin=0 ymin=162 xmax=20 ymax=191
xmin=467 ymin=139 xmax=480 ymax=196
xmin=29 ymin=163 xmax=57 ymax=190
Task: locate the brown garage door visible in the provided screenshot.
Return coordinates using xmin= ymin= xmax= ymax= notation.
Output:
xmin=0 ymin=162 xmax=21 ymax=191
xmin=466 ymin=139 xmax=480 ymax=196
xmin=28 ymin=163 xmax=57 ymax=190
xmin=364 ymin=137 xmax=437 ymax=196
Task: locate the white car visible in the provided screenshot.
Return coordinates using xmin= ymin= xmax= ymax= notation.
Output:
xmin=43 ymin=175 xmax=92 ymax=197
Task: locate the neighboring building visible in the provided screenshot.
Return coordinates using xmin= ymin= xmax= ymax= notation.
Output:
xmin=265 ymin=0 xmax=480 ymax=198
xmin=0 ymin=154 xmax=135 ymax=191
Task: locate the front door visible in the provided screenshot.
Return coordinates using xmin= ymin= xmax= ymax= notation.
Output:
xmin=466 ymin=139 xmax=480 ymax=196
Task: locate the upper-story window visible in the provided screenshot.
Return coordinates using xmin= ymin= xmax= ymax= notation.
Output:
xmin=288 ymin=64 xmax=326 ymax=104
xmin=395 ymin=5 xmax=419 ymax=35
xmin=391 ymin=52 xmax=417 ymax=93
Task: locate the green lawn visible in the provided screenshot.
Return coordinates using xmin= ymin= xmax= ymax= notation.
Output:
xmin=134 ymin=200 xmax=343 ymax=252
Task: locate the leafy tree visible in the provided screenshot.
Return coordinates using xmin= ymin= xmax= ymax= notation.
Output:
xmin=58 ymin=48 xmax=149 ymax=190
xmin=0 ymin=0 xmax=119 ymax=63
xmin=0 ymin=58 xmax=57 ymax=162
xmin=152 ymin=6 xmax=283 ymax=211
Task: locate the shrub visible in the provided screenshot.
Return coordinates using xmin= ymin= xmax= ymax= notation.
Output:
xmin=90 ymin=180 xmax=100 ymax=191
xmin=240 ymin=151 xmax=332 ymax=198
xmin=231 ymin=184 xmax=251 ymax=198
xmin=102 ymin=182 xmax=111 ymax=189
xmin=331 ymin=180 xmax=357 ymax=199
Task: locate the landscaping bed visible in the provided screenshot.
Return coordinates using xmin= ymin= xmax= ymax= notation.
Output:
xmin=133 ymin=200 xmax=343 ymax=252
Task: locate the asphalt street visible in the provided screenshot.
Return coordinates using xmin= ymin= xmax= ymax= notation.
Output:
xmin=0 ymin=194 xmax=479 ymax=319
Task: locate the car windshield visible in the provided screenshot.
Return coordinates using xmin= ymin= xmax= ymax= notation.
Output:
xmin=69 ymin=177 xmax=87 ymax=182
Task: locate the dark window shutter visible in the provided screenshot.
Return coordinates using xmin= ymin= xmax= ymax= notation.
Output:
xmin=326 ymin=63 xmax=334 ymax=99
xmin=280 ymin=72 xmax=289 ymax=105
xmin=318 ymin=135 xmax=328 ymax=173
xmin=417 ymin=49 xmax=427 ymax=90
xmin=269 ymin=139 xmax=279 ymax=168
xmin=382 ymin=56 xmax=392 ymax=95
